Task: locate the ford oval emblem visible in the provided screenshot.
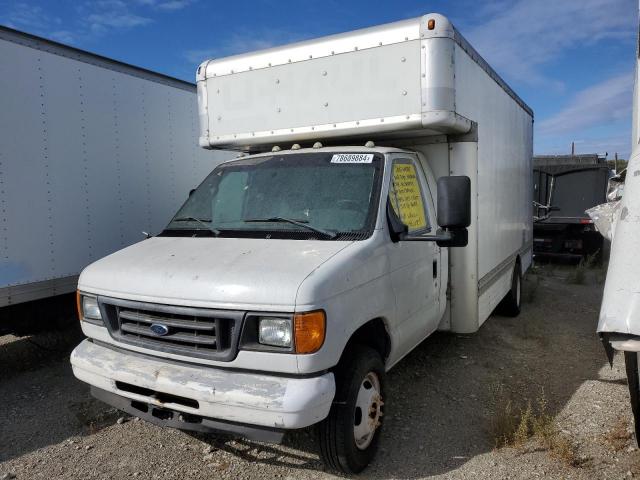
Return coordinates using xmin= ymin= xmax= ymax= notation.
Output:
xmin=150 ymin=323 xmax=170 ymax=336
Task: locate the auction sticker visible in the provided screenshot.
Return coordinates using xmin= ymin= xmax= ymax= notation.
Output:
xmin=330 ymin=153 xmax=374 ymax=164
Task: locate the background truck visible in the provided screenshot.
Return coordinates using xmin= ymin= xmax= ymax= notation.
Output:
xmin=533 ymin=154 xmax=611 ymax=260
xmin=0 ymin=26 xmax=226 ymax=333
xmin=71 ymin=13 xmax=533 ymax=473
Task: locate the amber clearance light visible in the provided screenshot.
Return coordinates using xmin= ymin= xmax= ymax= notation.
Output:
xmin=294 ymin=310 xmax=326 ymax=354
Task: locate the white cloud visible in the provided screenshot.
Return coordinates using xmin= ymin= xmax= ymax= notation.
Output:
xmin=1 ymin=0 xmax=197 ymax=41
xmin=156 ymin=1 xmax=193 ymax=11
xmin=0 ymin=2 xmax=78 ymax=43
xmin=184 ymin=29 xmax=309 ymax=64
xmin=81 ymin=0 xmax=196 ymax=35
xmin=465 ymin=0 xmax=636 ymax=86
xmin=87 ymin=11 xmax=152 ymax=31
xmin=132 ymin=0 xmax=194 ymax=10
xmin=82 ymin=0 xmax=152 ymax=34
xmin=538 ymin=72 xmax=633 ymax=135
xmin=1 ymin=2 xmax=62 ymax=31
xmin=49 ymin=30 xmax=76 ymax=43
xmin=538 ymin=134 xmax=631 ymax=159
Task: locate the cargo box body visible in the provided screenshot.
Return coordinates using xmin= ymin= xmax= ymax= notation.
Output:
xmin=196 ymin=14 xmax=533 ymax=332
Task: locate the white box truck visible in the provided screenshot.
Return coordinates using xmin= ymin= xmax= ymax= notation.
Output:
xmin=70 ymin=13 xmax=533 ymax=473
xmin=0 ymin=26 xmax=226 ymax=332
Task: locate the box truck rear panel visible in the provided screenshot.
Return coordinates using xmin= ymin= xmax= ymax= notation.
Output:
xmin=0 ymin=26 xmax=227 ymax=306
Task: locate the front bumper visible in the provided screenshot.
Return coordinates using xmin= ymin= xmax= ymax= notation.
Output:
xmin=70 ymin=340 xmax=335 ymax=438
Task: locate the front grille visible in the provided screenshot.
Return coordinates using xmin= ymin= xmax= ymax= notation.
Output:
xmin=98 ymin=297 xmax=243 ymax=361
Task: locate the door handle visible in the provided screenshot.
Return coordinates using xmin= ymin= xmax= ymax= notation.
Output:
xmin=433 ymin=259 xmax=438 ymax=278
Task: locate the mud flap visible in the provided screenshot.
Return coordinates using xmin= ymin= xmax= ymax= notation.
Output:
xmin=624 ymin=352 xmax=640 ymax=445
xmin=601 ymin=333 xmax=615 ymax=367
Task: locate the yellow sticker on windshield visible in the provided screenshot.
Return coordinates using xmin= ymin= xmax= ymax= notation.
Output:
xmin=390 ymin=163 xmax=427 ymax=231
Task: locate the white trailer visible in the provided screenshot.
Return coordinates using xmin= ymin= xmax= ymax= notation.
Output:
xmin=71 ymin=13 xmax=533 ymax=473
xmin=0 ymin=26 xmax=226 ymax=313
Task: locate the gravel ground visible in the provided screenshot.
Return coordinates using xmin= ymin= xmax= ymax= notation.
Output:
xmin=1 ymin=265 xmax=638 ymax=479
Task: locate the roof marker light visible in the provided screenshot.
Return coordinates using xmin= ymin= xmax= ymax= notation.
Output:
xmin=427 ymin=19 xmax=435 ymax=30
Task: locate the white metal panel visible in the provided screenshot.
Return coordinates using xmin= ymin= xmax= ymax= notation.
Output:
xmin=478 ymin=267 xmax=512 ymax=322
xmin=0 ymin=40 xmax=53 ymax=285
xmin=453 ymin=44 xmax=533 ymax=281
xmin=197 ymin=15 xmax=482 ymax=151
xmin=201 ymin=18 xmax=420 ymax=79
xmin=0 ymin=33 xmax=229 ymax=306
xmin=75 ymin=62 xmax=123 ymax=264
xmin=448 ymin=141 xmax=480 ymax=333
xmin=171 ymin=89 xmax=210 ymax=200
xmin=206 ymin=41 xmax=422 ymax=140
xmin=111 ymin=74 xmax=151 ymax=243
xmin=36 ymin=51 xmax=92 ymax=275
xmin=145 ymin=83 xmax=178 ymax=231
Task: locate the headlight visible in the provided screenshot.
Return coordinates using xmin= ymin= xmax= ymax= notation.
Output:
xmin=77 ymin=292 xmax=102 ymax=322
xmin=240 ymin=311 xmax=326 ymax=353
xmin=258 ymin=317 xmax=292 ymax=348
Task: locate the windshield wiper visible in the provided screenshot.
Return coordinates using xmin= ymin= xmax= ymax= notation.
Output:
xmin=244 ymin=216 xmax=337 ymax=239
xmin=172 ymin=216 xmax=221 ymax=236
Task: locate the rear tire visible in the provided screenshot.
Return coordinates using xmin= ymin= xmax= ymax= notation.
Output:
xmin=497 ymin=262 xmax=522 ymax=317
xmin=317 ymin=345 xmax=385 ymax=474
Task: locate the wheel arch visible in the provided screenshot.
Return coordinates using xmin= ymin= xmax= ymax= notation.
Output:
xmin=337 ymin=317 xmax=392 ymax=368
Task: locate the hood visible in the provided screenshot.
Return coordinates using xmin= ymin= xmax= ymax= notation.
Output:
xmin=79 ymin=237 xmax=352 ymax=310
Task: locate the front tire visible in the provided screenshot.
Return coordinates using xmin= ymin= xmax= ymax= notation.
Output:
xmin=497 ymin=262 xmax=522 ymax=317
xmin=317 ymin=345 xmax=385 ymax=474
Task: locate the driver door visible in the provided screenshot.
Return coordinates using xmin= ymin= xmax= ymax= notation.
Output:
xmin=387 ymin=154 xmax=441 ymax=356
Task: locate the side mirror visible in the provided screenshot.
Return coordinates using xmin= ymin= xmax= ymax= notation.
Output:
xmin=189 ymin=188 xmax=196 ymax=197
xmin=435 ymin=176 xmax=470 ymax=247
xmin=437 ymin=176 xmax=471 ymax=229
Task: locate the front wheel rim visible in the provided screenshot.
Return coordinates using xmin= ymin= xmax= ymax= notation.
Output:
xmin=353 ymin=371 xmax=383 ymax=450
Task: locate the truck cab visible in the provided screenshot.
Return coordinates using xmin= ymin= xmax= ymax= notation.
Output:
xmin=72 ymin=145 xmax=468 ymax=467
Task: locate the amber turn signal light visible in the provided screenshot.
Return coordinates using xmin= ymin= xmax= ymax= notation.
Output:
xmin=294 ymin=310 xmax=326 ymax=354
xmin=427 ymin=19 xmax=435 ymax=30
xmin=76 ymin=290 xmax=82 ymax=321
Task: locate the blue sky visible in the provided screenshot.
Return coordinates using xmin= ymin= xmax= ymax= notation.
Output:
xmin=1 ymin=0 xmax=636 ymax=158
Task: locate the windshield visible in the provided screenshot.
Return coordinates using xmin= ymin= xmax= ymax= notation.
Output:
xmin=161 ymin=152 xmax=383 ymax=240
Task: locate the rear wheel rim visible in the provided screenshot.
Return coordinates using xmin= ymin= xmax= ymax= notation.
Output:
xmin=353 ymin=371 xmax=383 ymax=450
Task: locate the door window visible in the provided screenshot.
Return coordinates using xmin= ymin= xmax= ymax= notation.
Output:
xmin=389 ymin=158 xmax=431 ymax=234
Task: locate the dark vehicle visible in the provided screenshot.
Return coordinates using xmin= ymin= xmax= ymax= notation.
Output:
xmin=533 ymin=155 xmax=611 ymax=260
